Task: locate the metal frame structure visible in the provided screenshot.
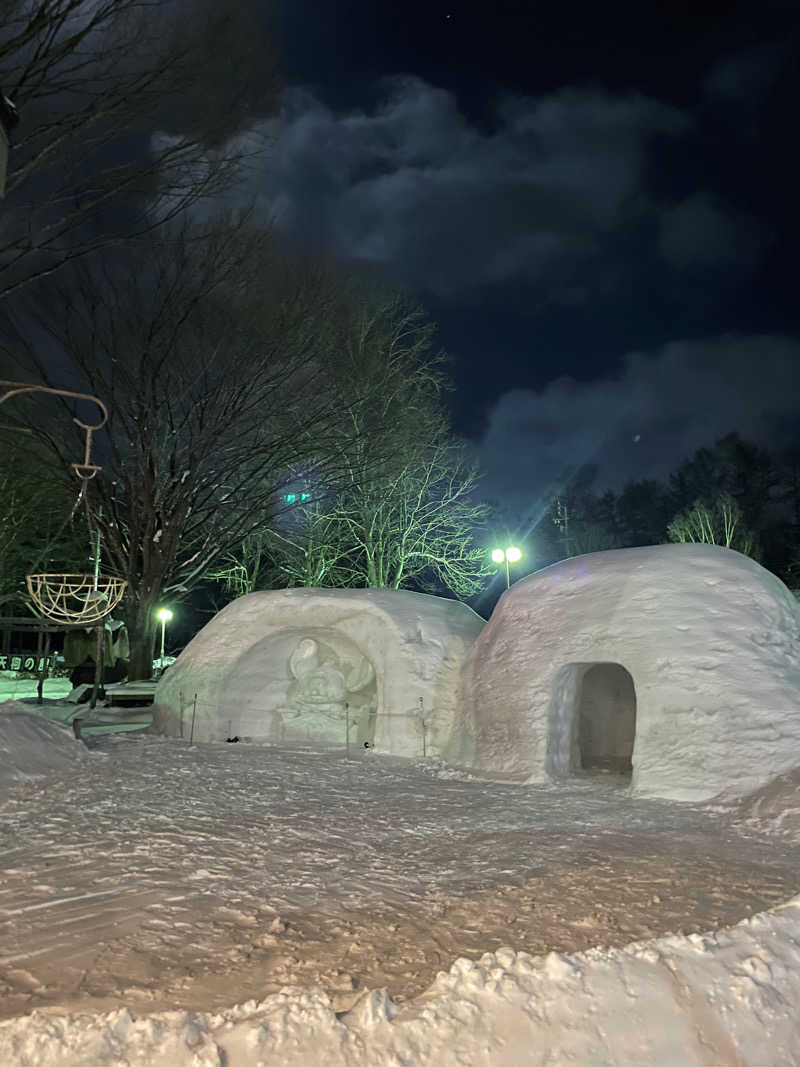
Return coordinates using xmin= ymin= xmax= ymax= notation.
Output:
xmin=0 ymin=379 xmax=109 ymax=480
xmin=0 ymin=379 xmax=123 ymax=708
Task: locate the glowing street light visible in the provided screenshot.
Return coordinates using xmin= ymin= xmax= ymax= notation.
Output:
xmin=156 ymin=607 xmax=173 ymax=663
xmin=492 ymin=545 xmax=522 ymax=588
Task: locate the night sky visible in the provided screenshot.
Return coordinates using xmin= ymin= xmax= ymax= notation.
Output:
xmin=258 ymin=1 xmax=799 ymax=512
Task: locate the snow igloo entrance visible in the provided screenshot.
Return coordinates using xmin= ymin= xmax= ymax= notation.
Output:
xmin=546 ymin=662 xmax=636 ymax=781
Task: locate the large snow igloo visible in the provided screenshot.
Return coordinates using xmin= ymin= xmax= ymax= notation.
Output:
xmin=452 ymin=543 xmax=800 ymax=802
xmin=154 ymin=588 xmax=484 ymax=757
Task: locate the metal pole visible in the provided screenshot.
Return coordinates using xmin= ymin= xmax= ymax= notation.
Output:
xmin=160 ymin=617 xmax=166 ymax=662
xmin=92 ymin=527 xmax=101 ymax=591
xmin=35 ymin=628 xmax=44 ymax=704
xmin=505 ymin=556 xmax=510 ymax=589
xmin=189 ymin=694 xmax=197 ymax=744
xmin=89 ymin=622 xmax=105 ymax=710
xmin=36 ymin=630 xmax=51 ymax=704
xmin=345 ymin=702 xmax=350 ymax=760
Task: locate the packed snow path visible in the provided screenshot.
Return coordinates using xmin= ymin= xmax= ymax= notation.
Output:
xmin=1 ymin=736 xmax=799 ymax=1020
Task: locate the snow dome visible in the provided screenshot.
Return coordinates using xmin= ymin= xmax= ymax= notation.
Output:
xmin=447 ymin=544 xmax=800 ymax=802
xmin=154 ymin=587 xmax=484 ymax=756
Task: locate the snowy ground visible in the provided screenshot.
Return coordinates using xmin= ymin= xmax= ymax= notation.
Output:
xmin=0 ymin=706 xmax=90 ymax=794
xmin=1 ymin=734 xmax=800 ymax=1057
xmin=0 ymin=674 xmax=72 ymax=703
xmin=0 ymin=676 xmax=154 ymax=747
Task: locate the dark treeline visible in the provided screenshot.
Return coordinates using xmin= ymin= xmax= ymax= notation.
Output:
xmin=485 ymin=431 xmax=800 ymax=612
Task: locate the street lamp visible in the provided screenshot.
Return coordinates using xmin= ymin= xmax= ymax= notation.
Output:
xmin=492 ymin=545 xmax=522 ymax=588
xmin=156 ymin=607 xmax=173 ymax=664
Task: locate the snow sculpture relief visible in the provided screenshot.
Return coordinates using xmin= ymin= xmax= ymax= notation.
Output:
xmin=154 ymin=587 xmax=485 ymax=753
xmin=288 ymin=637 xmax=375 ymax=721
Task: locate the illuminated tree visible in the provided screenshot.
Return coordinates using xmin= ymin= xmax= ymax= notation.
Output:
xmin=335 ymin=434 xmax=492 ymax=594
xmin=212 ymin=509 xmax=357 ymax=596
xmin=666 ymin=492 xmax=759 ymax=558
xmin=254 ymin=437 xmax=492 ymax=597
xmin=255 ymin=295 xmax=493 ymax=597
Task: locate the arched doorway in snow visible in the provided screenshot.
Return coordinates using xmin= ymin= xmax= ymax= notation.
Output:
xmin=576 ymin=663 xmax=636 ymax=777
xmin=545 ymin=662 xmax=636 ymax=781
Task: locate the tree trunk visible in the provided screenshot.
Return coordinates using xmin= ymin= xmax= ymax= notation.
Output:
xmin=366 ymin=555 xmax=379 ymax=587
xmin=125 ymin=599 xmax=158 ymax=680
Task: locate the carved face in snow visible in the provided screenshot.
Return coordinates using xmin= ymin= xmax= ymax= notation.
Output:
xmin=288 ymin=638 xmax=374 ymax=719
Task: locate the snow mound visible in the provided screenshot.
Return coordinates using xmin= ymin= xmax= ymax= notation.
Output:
xmin=155 ymin=588 xmax=484 ymax=758
xmin=0 ymin=703 xmax=89 ymax=795
xmin=458 ymin=543 xmax=800 ymax=802
xmin=734 ymin=767 xmax=800 ymax=842
xmin=2 ymin=896 xmax=799 ymax=1066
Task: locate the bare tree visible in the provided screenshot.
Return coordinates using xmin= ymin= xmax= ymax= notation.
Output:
xmin=0 ymin=0 xmax=279 ymax=293
xmin=3 ymin=222 xmax=345 ymax=676
xmin=667 ymin=492 xmax=759 ymax=558
xmin=211 ymin=508 xmax=358 ymax=595
xmin=334 ymin=434 xmax=492 ymax=594
xmin=0 ymin=429 xmax=86 ymax=611
xmin=248 ymin=438 xmax=492 ymax=598
xmin=245 ymin=295 xmax=493 ymax=598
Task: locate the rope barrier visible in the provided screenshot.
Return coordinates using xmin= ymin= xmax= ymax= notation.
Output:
xmin=169 ymin=692 xmax=434 ymax=758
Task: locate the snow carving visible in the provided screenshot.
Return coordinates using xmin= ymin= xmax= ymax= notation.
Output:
xmin=153 ymin=548 xmax=800 ymax=797
xmin=288 ymin=637 xmax=375 ymax=721
xmin=154 ymin=587 xmax=484 ymax=755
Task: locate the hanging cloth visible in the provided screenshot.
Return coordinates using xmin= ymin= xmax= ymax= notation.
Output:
xmin=63 ymin=625 xmax=114 ymax=667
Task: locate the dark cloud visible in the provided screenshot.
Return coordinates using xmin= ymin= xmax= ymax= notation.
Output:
xmin=658 ymin=193 xmax=773 ymax=269
xmin=702 ymin=38 xmax=795 ymax=104
xmin=248 ymin=78 xmax=687 ymax=298
xmin=700 ymin=34 xmax=800 ymax=149
xmin=478 ymin=334 xmax=800 ymax=516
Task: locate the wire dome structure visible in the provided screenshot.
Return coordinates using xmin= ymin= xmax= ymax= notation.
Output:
xmin=25 ymin=574 xmax=127 ymax=625
xmin=0 ymin=379 xmax=127 ymax=627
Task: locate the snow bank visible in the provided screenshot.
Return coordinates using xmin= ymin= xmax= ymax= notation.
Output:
xmin=3 ymin=895 xmax=800 ymax=1066
xmin=457 ymin=543 xmax=800 ymax=802
xmin=734 ymin=767 xmax=800 ymax=843
xmin=0 ymin=675 xmax=72 ymax=703
xmin=154 ymin=588 xmax=484 ymax=757
xmin=0 ymin=702 xmax=89 ymax=794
